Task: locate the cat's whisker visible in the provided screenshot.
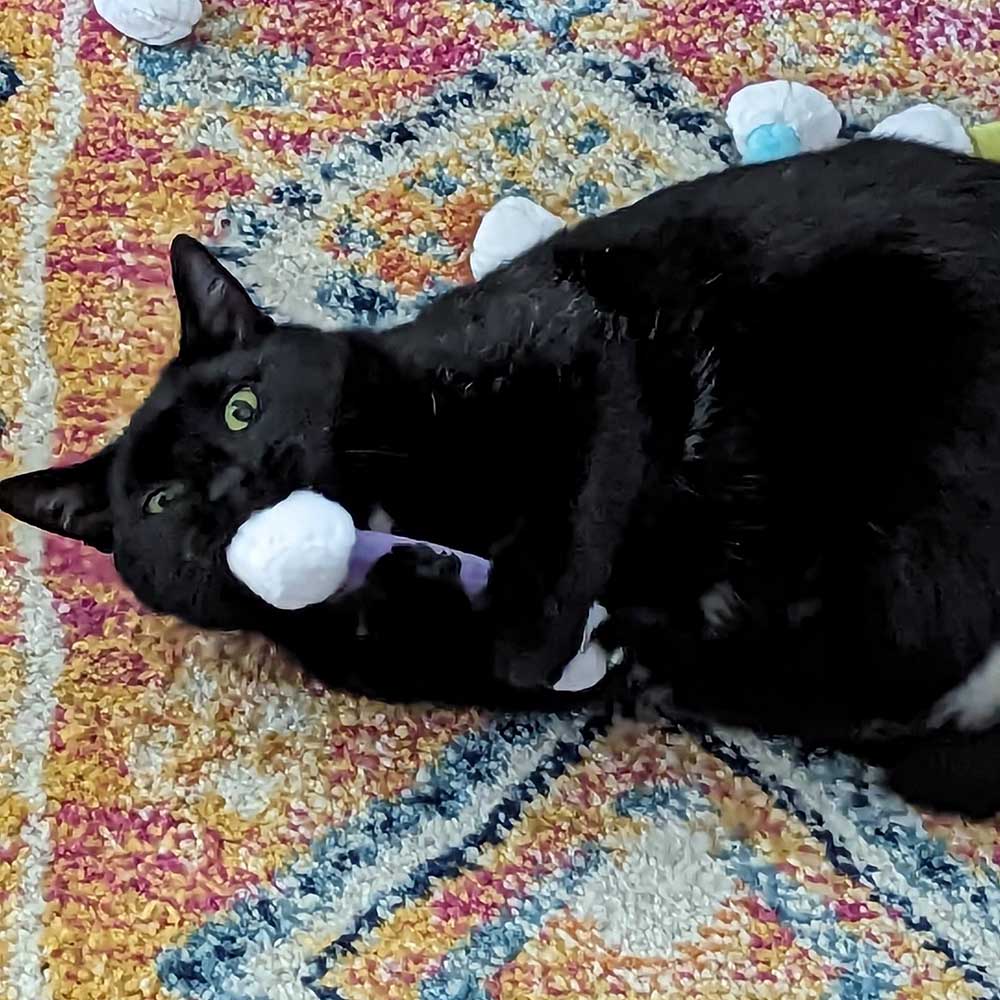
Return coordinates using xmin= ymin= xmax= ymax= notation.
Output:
xmin=340 ymin=449 xmax=410 ymax=461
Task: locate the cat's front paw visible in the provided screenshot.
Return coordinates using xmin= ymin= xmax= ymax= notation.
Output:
xmin=602 ymin=660 xmax=677 ymax=723
xmin=491 ymin=639 xmax=555 ymax=690
xmin=367 ymin=542 xmax=463 ymax=589
xmin=361 ymin=543 xmax=472 ymax=644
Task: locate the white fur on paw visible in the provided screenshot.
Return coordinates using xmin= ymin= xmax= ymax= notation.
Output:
xmin=554 ymin=602 xmax=619 ymax=692
xmin=579 ymin=602 xmax=609 ymax=652
xmin=929 ymin=644 xmax=1000 ymax=731
xmin=555 ymin=641 xmax=610 ymax=692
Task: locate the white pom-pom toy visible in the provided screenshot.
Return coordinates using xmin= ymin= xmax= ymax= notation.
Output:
xmin=726 ymin=80 xmax=842 ymax=163
xmin=470 ymin=196 xmax=565 ymax=280
xmin=869 ymin=103 xmax=973 ymax=155
xmin=226 ymin=490 xmax=358 ymax=610
xmin=94 ymin=0 xmax=202 ymax=45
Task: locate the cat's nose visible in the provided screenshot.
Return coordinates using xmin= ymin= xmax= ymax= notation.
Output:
xmin=208 ymin=465 xmax=249 ymax=502
xmin=263 ymin=438 xmax=308 ymax=481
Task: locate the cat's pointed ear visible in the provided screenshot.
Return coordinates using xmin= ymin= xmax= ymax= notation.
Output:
xmin=170 ymin=235 xmax=273 ymax=359
xmin=0 ymin=445 xmax=116 ymax=553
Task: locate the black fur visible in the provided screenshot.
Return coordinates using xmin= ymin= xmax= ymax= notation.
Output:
xmin=4 ymin=140 xmax=1000 ymax=814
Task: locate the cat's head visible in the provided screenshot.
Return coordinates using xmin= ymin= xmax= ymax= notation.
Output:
xmin=0 ymin=236 xmax=400 ymax=629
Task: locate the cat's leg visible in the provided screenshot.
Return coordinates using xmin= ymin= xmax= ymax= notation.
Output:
xmin=590 ymin=604 xmax=1000 ymax=817
xmin=256 ymin=544 xmax=469 ymax=701
xmin=591 ymin=600 xmax=891 ymax=742
xmin=335 ymin=544 xmax=486 ymax=702
xmin=840 ymin=506 xmax=1000 ymax=728
xmin=887 ymin=724 xmax=1000 ymax=818
xmin=613 ymin=504 xmax=997 ymax=736
xmin=486 ymin=368 xmax=648 ymax=689
xmin=587 ymin=604 xmax=778 ymax=725
xmin=577 ymin=572 xmax=776 ymax=712
xmin=293 ymin=543 xmax=593 ymax=710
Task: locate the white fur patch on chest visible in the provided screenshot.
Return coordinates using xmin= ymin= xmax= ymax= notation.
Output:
xmin=930 ymin=643 xmax=1000 ymax=731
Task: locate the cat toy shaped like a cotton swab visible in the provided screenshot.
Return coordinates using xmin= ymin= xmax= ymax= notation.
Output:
xmin=225 ymin=490 xmax=490 ymax=610
xmin=225 ymin=490 xmax=613 ymax=692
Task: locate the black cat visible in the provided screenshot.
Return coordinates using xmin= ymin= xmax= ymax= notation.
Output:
xmin=4 ymin=139 xmax=1000 ymax=815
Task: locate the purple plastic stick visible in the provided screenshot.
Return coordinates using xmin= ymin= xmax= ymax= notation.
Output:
xmin=345 ymin=529 xmax=492 ymax=596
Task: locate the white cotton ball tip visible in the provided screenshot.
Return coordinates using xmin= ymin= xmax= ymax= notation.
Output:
xmin=94 ymin=0 xmax=202 ymax=46
xmin=226 ymin=490 xmax=357 ymax=611
xmin=869 ymin=104 xmax=973 ymax=155
xmin=470 ymin=196 xmax=565 ymax=280
xmin=726 ymin=80 xmax=841 ymax=159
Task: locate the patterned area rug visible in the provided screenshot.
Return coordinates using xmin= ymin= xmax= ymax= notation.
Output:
xmin=1 ymin=1 xmax=999 ymax=998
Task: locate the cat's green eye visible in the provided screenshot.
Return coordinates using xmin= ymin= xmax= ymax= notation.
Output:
xmin=144 ymin=483 xmax=185 ymax=515
xmin=224 ymin=387 xmax=259 ymax=432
